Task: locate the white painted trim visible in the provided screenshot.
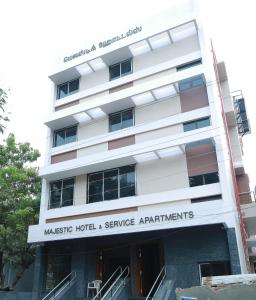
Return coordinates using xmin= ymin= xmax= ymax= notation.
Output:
xmin=50 ymin=107 xmax=210 ymax=156
xmin=54 ymin=51 xmax=201 ymax=108
xmin=45 ymin=65 xmax=205 ymax=128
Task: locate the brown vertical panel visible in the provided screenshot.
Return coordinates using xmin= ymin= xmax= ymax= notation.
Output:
xmin=109 ymin=82 xmax=133 ymax=93
xmin=236 ymin=174 xmax=252 ymax=204
xmin=186 ymin=143 xmax=218 ymax=177
xmin=180 ymin=86 xmax=209 ymax=113
xmin=51 ymin=150 xmax=77 ymax=164
xmin=108 ymin=135 xmax=135 ymax=150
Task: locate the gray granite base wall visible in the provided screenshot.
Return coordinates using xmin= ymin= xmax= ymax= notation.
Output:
xmin=163 ymin=225 xmax=241 ymax=289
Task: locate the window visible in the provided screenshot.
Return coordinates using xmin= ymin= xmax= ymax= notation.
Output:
xmin=177 ymin=59 xmax=202 ymax=71
xmin=88 ymin=165 xmax=135 ymax=203
xmin=189 ymin=172 xmax=219 ymax=187
xmin=49 ymin=178 xmax=75 ymax=209
xmin=109 ymin=59 xmax=132 ymax=80
xmin=183 ymin=117 xmax=210 ymax=132
xmin=57 ymin=78 xmax=79 ymax=99
xmin=53 ymin=125 xmax=77 ymax=147
xmin=179 ymin=75 xmax=204 ymax=92
xmin=109 ymin=108 xmax=134 ymax=132
xmin=199 ymin=261 xmax=230 ymax=282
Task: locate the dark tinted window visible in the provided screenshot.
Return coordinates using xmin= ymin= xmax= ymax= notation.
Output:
xmin=179 ymin=75 xmax=204 ymax=92
xmin=109 ymin=64 xmax=120 ymax=80
xmin=57 ymin=79 xmax=79 ymax=99
xmin=88 ymin=165 xmax=135 ymax=203
xmin=53 ymin=126 xmax=77 ymax=147
xmin=189 ymin=172 xmax=219 ymax=187
xmin=121 ymin=60 xmax=132 ymax=75
xmin=177 ymin=59 xmax=202 ymax=71
xmin=204 ymin=172 xmax=219 ymax=184
xmin=58 ymin=84 xmax=69 ymax=99
xmin=49 ymin=178 xmax=74 ymax=209
xmin=120 ymin=165 xmax=135 ymax=198
xmin=109 ymin=59 xmax=132 ymax=80
xmin=109 ymin=108 xmax=134 ymax=132
xmin=189 ymin=175 xmax=203 ymax=187
xmin=88 ymin=173 xmax=103 ymax=203
xmin=69 ymin=79 xmax=79 ymax=94
xmin=183 ymin=118 xmax=210 ymax=132
xmin=104 ymin=169 xmax=118 ymax=200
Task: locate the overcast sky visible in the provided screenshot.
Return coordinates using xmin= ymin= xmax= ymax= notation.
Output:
xmin=0 ymin=0 xmax=255 ymax=188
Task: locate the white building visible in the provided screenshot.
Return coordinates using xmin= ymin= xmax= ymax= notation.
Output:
xmin=28 ymin=2 xmax=254 ymax=299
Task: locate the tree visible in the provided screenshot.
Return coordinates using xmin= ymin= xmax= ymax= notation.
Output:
xmin=0 ymin=88 xmax=9 ymax=134
xmin=0 ymin=133 xmax=41 ymax=289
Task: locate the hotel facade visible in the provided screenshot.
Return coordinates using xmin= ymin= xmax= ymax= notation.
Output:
xmin=28 ymin=3 xmax=255 ymax=299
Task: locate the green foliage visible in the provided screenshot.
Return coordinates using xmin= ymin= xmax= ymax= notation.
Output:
xmin=0 ymin=88 xmax=9 ymax=134
xmin=0 ymin=133 xmax=41 ymax=288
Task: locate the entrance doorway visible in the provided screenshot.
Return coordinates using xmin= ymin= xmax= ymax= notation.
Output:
xmin=136 ymin=242 xmax=162 ymax=297
xmin=97 ymin=246 xmax=130 ymax=283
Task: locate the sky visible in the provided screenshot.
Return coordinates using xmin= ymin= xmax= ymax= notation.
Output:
xmin=0 ymin=0 xmax=255 ymax=188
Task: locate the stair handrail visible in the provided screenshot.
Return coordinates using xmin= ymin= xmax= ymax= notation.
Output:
xmin=42 ymin=271 xmax=76 ymax=300
xmin=145 ymin=266 xmax=166 ymax=300
xmin=101 ymin=265 xmax=129 ymax=300
xmin=92 ymin=265 xmax=122 ymax=300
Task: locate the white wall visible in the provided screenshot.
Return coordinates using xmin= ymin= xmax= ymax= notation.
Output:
xmin=133 ymin=35 xmax=200 ymax=73
xmin=137 ymin=155 xmax=189 ymax=195
xmin=135 ymin=96 xmax=181 ymax=124
xmin=78 ymin=118 xmax=108 ymax=140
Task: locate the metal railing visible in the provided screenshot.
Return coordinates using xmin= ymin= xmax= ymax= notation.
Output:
xmin=100 ymin=266 xmax=129 ymax=300
xmin=145 ymin=266 xmax=166 ymax=300
xmin=42 ymin=271 xmax=76 ymax=300
xmin=92 ymin=266 xmax=122 ymax=300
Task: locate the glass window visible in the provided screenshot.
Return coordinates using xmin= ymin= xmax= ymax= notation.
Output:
xmin=58 ymin=84 xmax=69 ymax=99
xmin=189 ymin=172 xmax=219 ymax=187
xmin=109 ymin=64 xmax=120 ymax=80
xmin=189 ymin=175 xmax=203 ymax=187
xmin=177 ymin=59 xmax=202 ymax=71
xmin=88 ymin=165 xmax=136 ymax=203
xmin=69 ymin=79 xmax=79 ymax=94
xmin=104 ymin=169 xmax=118 ymax=200
xmin=183 ymin=121 xmax=197 ymax=132
xmin=204 ymin=172 xmax=219 ymax=184
xmin=88 ymin=173 xmax=103 ymax=203
xmin=49 ymin=178 xmax=74 ymax=209
xmin=57 ymin=78 xmax=79 ymax=99
xmin=109 ymin=59 xmax=132 ymax=80
xmin=179 ymin=75 xmax=204 ymax=92
xmin=183 ymin=118 xmax=210 ymax=132
xmin=121 ymin=60 xmax=132 ymax=75
xmin=122 ymin=109 xmax=134 ymax=129
xmin=53 ymin=125 xmax=77 ymax=147
xmin=109 ymin=112 xmax=122 ymax=132
xmin=120 ymin=165 xmax=135 ymax=198
xmin=109 ymin=108 xmax=134 ymax=132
